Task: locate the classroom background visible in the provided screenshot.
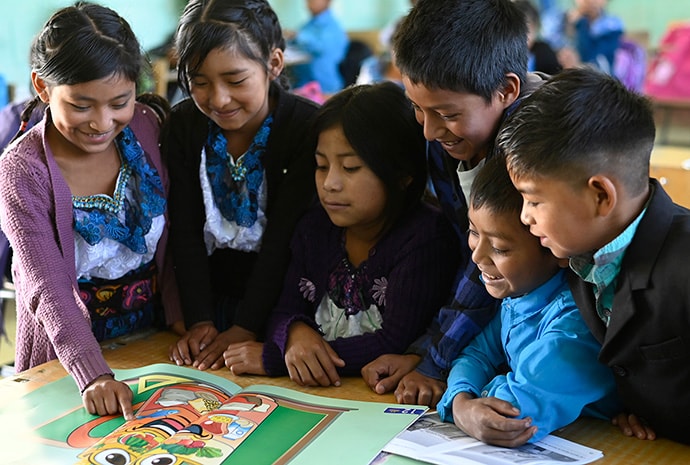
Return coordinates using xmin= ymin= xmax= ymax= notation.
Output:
xmin=0 ymin=0 xmax=688 ymax=101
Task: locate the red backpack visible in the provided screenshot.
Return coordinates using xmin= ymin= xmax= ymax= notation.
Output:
xmin=644 ymin=22 xmax=690 ymax=99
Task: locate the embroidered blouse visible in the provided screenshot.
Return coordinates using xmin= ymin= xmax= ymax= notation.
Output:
xmin=200 ymin=117 xmax=272 ymax=254
xmin=72 ymin=126 xmax=167 ymax=279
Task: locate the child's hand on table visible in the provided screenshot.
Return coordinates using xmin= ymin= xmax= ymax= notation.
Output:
xmin=612 ymin=412 xmax=657 ymax=440
xmin=284 ymin=321 xmax=345 ymax=387
xmin=395 ymin=369 xmax=447 ymax=408
xmin=223 ymin=341 xmax=267 ymax=375
xmin=361 ymin=353 xmax=420 ymax=395
xmin=82 ymin=375 xmax=134 ymax=421
xmin=451 ymin=392 xmax=536 ymax=447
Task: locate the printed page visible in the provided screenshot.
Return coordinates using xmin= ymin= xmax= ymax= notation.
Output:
xmin=382 ymin=412 xmax=603 ymax=465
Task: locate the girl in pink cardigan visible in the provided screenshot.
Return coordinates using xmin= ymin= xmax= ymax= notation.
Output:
xmin=0 ymin=3 xmax=182 ymax=420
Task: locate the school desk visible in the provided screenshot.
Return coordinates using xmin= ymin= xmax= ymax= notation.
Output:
xmin=1 ymin=330 xmax=689 ymax=464
xmin=650 ymin=144 xmax=690 ymax=209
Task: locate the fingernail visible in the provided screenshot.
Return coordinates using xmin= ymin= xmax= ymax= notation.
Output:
xmin=334 ymin=381 xmax=341 ymax=387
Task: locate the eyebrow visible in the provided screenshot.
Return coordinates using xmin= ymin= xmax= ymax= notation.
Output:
xmin=315 ymin=151 xmax=359 ymax=158
xmin=469 ymin=218 xmax=515 ymax=241
xmin=192 ymin=69 xmax=248 ymax=78
xmin=70 ymin=90 xmax=133 ymax=102
xmin=405 ymin=94 xmax=458 ymax=112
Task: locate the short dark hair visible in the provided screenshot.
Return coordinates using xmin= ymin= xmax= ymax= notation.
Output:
xmin=513 ymin=0 xmax=540 ymax=29
xmin=30 ymin=1 xmax=142 ymax=86
xmin=470 ymin=155 xmax=522 ymax=217
xmin=313 ymin=82 xmax=427 ymax=229
xmin=392 ymin=0 xmax=528 ymax=101
xmin=175 ymin=0 xmax=288 ymax=95
xmin=499 ymin=68 xmax=656 ymax=196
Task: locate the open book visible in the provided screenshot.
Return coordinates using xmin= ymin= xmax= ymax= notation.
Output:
xmin=376 ymin=412 xmax=603 ymax=465
xmin=0 ymin=364 xmax=426 ymax=464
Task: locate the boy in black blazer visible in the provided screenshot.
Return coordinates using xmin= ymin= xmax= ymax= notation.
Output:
xmin=497 ymin=67 xmax=690 ymax=445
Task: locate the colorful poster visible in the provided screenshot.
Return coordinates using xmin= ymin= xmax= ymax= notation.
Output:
xmin=0 ymin=364 xmax=425 ymax=464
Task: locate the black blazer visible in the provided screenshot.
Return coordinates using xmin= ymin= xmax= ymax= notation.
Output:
xmin=568 ymin=179 xmax=690 ymax=444
xmin=161 ymin=83 xmax=319 ymax=335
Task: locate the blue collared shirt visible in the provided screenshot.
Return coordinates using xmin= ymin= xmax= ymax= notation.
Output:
xmin=570 ymin=200 xmax=648 ymax=326
xmin=437 ymin=270 xmax=620 ymax=442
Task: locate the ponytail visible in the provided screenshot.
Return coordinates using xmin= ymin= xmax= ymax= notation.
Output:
xmin=9 ymin=96 xmax=44 ymax=145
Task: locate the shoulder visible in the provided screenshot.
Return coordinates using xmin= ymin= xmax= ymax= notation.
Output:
xmin=294 ymin=204 xmax=334 ymax=235
xmin=167 ymin=98 xmax=208 ymax=131
xmin=388 ymin=202 xmax=456 ymax=248
xmin=272 ymin=84 xmax=320 ymax=123
xmin=1 ymin=120 xmax=47 ymax=174
xmin=128 ymin=102 xmax=163 ymax=143
xmin=520 ymin=71 xmax=551 ymax=99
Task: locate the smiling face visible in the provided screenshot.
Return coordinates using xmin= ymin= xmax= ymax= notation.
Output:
xmin=315 ymin=125 xmax=388 ymax=237
xmin=188 ymin=46 xmax=281 ymax=138
xmin=36 ymin=73 xmax=135 ymax=157
xmin=510 ymin=173 xmax=605 ymax=259
xmin=402 ymin=76 xmax=511 ymax=168
xmin=468 ymin=204 xmax=560 ymax=299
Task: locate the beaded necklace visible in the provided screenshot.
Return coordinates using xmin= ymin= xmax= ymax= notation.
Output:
xmin=204 ymin=115 xmax=273 ymax=227
xmin=72 ymin=149 xmax=132 ymax=213
xmin=72 ymin=126 xmax=166 ymax=254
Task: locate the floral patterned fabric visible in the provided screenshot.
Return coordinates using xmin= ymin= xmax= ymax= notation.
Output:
xmin=312 ymin=256 xmax=387 ymax=340
xmin=79 ymin=260 xmax=157 ymax=341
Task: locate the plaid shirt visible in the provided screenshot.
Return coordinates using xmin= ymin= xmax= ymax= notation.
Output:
xmin=407 ymin=141 xmax=498 ymax=380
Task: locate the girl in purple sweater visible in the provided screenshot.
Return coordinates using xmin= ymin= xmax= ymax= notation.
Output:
xmin=0 ymin=4 xmax=182 ymax=420
xmin=223 ymin=82 xmax=460 ymax=387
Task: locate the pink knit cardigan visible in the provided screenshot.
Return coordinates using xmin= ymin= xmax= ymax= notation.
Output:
xmin=0 ymin=103 xmax=181 ymax=391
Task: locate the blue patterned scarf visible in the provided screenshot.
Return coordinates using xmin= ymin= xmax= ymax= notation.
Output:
xmin=72 ymin=126 xmax=166 ymax=254
xmin=204 ymin=116 xmax=272 ymax=227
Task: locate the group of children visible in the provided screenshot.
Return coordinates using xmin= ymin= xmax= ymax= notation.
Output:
xmin=0 ymin=0 xmax=688 ymax=449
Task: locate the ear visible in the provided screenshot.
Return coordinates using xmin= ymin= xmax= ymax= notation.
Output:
xmin=587 ymin=174 xmax=617 ymax=218
xmin=497 ymin=73 xmax=521 ymax=109
xmin=31 ymin=72 xmax=50 ymax=103
xmin=267 ymin=48 xmax=285 ymax=81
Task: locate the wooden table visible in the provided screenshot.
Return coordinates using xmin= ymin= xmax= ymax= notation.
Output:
xmin=650 ymin=144 xmax=690 ymax=208
xmin=2 ymin=330 xmax=690 ymax=464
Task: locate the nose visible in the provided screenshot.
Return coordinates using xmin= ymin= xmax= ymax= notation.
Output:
xmin=470 ymin=237 xmax=488 ymax=266
xmin=89 ymin=108 xmax=114 ymax=132
xmin=322 ymin=167 xmax=342 ymax=192
xmin=421 ymin=113 xmax=445 ymax=142
xmin=520 ymin=201 xmax=535 ymax=226
xmin=209 ymin=83 xmax=232 ymax=108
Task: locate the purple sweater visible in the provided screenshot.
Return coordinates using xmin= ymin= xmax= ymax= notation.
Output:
xmin=262 ymin=203 xmax=460 ymax=376
xmin=0 ymin=103 xmax=182 ymax=391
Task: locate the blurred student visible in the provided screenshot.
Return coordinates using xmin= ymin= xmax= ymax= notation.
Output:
xmin=558 ymin=0 xmax=624 ymax=73
xmin=361 ymin=0 xmax=547 ymax=408
xmin=165 ymin=0 xmax=320 ymax=371
xmin=437 ymin=155 xmax=618 ymax=447
xmin=288 ymin=0 xmax=348 ymax=93
xmin=513 ymin=0 xmax=561 ymax=75
xmin=0 ymin=2 xmax=182 ymax=420
xmin=222 ymin=83 xmax=459 ymax=387
xmin=499 ymin=67 xmax=690 ymax=445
